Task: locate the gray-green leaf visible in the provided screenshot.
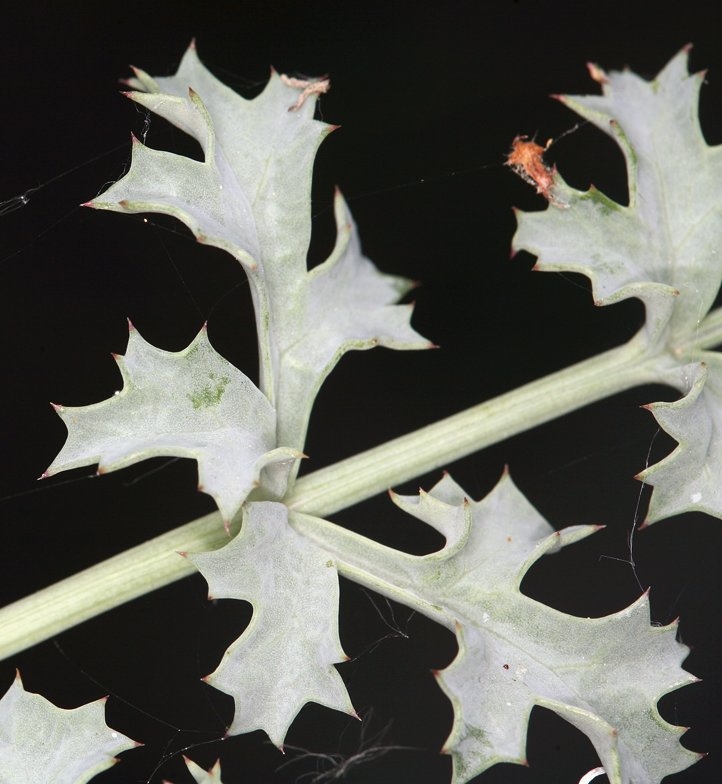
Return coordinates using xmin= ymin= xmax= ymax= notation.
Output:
xmin=0 ymin=673 xmax=134 ymax=784
xmin=189 ymin=501 xmax=355 ymax=747
xmin=44 ymin=324 xmax=299 ymax=523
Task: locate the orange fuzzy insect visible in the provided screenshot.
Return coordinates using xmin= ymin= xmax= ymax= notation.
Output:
xmin=506 ymin=135 xmax=567 ymax=207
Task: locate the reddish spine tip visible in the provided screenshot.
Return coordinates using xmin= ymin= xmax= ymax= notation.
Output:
xmin=177 ymin=551 xmax=188 ymax=558
xmin=81 ymin=200 xmax=95 ymax=208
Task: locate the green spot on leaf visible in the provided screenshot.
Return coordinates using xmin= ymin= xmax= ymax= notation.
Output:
xmin=188 ymin=375 xmax=231 ymax=408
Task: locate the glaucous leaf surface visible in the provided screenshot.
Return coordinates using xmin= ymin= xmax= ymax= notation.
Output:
xmin=91 ymin=42 xmax=430 ymax=455
xmin=0 ymin=673 xmax=134 ymax=784
xmin=189 ymin=502 xmax=355 ymax=747
xmin=44 ymin=324 xmax=298 ymax=523
xmin=512 ymin=49 xmax=722 ymax=524
xmin=290 ymin=473 xmax=699 ymax=783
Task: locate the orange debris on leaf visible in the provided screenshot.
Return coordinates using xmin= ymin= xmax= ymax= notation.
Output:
xmin=506 ymin=135 xmax=557 ymax=202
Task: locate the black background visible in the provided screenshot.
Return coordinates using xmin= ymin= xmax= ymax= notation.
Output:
xmin=2 ymin=2 xmax=722 ymax=782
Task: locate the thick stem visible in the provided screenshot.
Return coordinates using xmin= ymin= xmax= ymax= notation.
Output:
xmin=0 ymin=511 xmax=235 ymax=661
xmin=285 ymin=337 xmax=663 ymax=516
xmin=0 ymin=335 xmax=670 ymax=660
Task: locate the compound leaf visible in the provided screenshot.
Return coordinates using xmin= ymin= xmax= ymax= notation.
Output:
xmin=511 ymin=48 xmax=722 ymax=523
xmin=291 ymin=473 xmax=699 ymax=783
xmin=90 ymin=42 xmax=429 ymax=456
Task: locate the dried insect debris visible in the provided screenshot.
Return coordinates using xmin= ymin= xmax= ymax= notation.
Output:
xmin=506 ymin=135 xmax=568 ymax=208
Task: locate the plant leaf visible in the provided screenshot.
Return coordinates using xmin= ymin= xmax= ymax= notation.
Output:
xmin=90 ymin=42 xmax=430 ymax=455
xmin=107 ymin=42 xmax=330 ymax=274
xmin=638 ymin=356 xmax=722 ymax=522
xmin=511 ymin=48 xmax=722 ymax=524
xmin=43 ymin=324 xmax=299 ymax=523
xmin=0 ymin=672 xmax=134 ymax=784
xmin=290 ymin=473 xmax=699 ymax=784
xmin=189 ymin=501 xmax=355 ymax=747
xmin=511 ymin=47 xmax=722 ymax=348
xmin=274 ymin=189 xmax=432 ymax=450
xmin=401 ymin=474 xmax=699 ymax=783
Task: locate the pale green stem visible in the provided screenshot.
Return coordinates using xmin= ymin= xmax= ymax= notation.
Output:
xmin=289 ymin=510 xmax=454 ymax=630
xmin=247 ymin=270 xmax=276 ymax=408
xmin=681 ymin=307 xmax=722 ymax=353
xmin=285 ymin=336 xmax=665 ymax=516
xmin=0 ymin=511 xmax=235 ymax=661
xmin=2 ymin=313 xmax=722 ymax=661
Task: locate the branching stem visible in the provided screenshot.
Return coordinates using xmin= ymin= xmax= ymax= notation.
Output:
xmin=2 ymin=311 xmax=722 ymax=660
